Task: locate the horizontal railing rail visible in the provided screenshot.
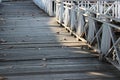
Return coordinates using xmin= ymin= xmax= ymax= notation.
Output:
xmin=33 ymin=0 xmax=120 ymax=70
xmin=55 ymin=0 xmax=120 ymax=70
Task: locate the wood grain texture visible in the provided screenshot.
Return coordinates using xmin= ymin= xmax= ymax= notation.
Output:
xmin=0 ymin=0 xmax=120 ymax=80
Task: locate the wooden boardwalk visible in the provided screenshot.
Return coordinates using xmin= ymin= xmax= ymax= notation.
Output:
xmin=0 ymin=0 xmax=120 ymax=80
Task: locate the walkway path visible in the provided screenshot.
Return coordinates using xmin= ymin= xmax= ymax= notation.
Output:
xmin=0 ymin=0 xmax=120 ymax=80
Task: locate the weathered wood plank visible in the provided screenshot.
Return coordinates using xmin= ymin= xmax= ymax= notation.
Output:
xmin=0 ymin=47 xmax=97 ymax=61
xmin=0 ymin=0 xmax=120 ymax=80
xmin=3 ymin=73 xmax=120 ymax=80
xmin=0 ymin=64 xmax=117 ymax=75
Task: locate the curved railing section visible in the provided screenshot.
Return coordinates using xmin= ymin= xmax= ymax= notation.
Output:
xmin=56 ymin=0 xmax=120 ymax=70
xmin=33 ymin=0 xmax=120 ymax=70
xmin=33 ymin=0 xmax=55 ymax=16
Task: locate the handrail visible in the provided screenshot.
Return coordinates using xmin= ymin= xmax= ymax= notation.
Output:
xmin=33 ymin=0 xmax=120 ymax=70
xmin=55 ymin=0 xmax=120 ymax=70
xmin=33 ymin=0 xmax=55 ymax=16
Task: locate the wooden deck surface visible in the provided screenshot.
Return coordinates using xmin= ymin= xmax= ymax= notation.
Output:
xmin=0 ymin=0 xmax=120 ymax=80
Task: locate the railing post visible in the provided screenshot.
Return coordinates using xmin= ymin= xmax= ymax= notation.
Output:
xmin=33 ymin=0 xmax=55 ymax=16
xmin=70 ymin=1 xmax=76 ymax=31
xmin=56 ymin=0 xmax=60 ymax=20
xmin=54 ymin=0 xmax=120 ymax=70
xmin=97 ymin=0 xmax=103 ymax=14
xmin=100 ymin=24 xmax=111 ymax=60
xmin=77 ymin=8 xmax=85 ymax=36
xmin=118 ymin=1 xmax=120 ymax=18
xmin=117 ymin=1 xmax=120 ymax=18
xmin=48 ymin=0 xmax=54 ymax=16
xmin=87 ymin=13 xmax=96 ymax=43
xmin=58 ymin=0 xmax=64 ymax=23
xmin=64 ymin=1 xmax=70 ymax=27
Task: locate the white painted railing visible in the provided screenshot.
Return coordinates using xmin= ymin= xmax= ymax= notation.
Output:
xmin=33 ymin=0 xmax=55 ymax=16
xmin=33 ymin=0 xmax=120 ymax=70
xmin=33 ymin=0 xmax=120 ymax=18
xmin=56 ymin=0 xmax=120 ymax=70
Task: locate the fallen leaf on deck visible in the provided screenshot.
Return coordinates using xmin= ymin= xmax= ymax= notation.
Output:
xmin=0 ymin=39 xmax=7 ymax=43
xmin=0 ymin=76 xmax=7 ymax=80
xmin=63 ymin=38 xmax=67 ymax=41
xmin=8 ymin=46 xmax=14 ymax=49
xmin=22 ymin=40 xmax=25 ymax=42
xmin=56 ymin=32 xmax=60 ymax=34
xmin=32 ymin=14 xmax=34 ymax=16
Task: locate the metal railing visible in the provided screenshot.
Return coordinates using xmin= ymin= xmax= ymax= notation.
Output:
xmin=33 ymin=0 xmax=120 ymax=18
xmin=33 ymin=0 xmax=120 ymax=70
xmin=55 ymin=0 xmax=120 ymax=70
xmin=33 ymin=0 xmax=55 ymax=16
xmin=77 ymin=0 xmax=120 ymax=18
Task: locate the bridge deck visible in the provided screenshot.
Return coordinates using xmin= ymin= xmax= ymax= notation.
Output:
xmin=0 ymin=0 xmax=120 ymax=80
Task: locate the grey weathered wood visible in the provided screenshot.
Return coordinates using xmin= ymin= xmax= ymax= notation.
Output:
xmin=0 ymin=0 xmax=120 ymax=80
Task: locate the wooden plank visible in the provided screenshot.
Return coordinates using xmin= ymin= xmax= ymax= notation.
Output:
xmin=0 ymin=64 xmax=117 ymax=75
xmin=0 ymin=0 xmax=120 ymax=80
xmin=4 ymin=75 xmax=120 ymax=80
xmin=0 ymin=42 xmax=87 ymax=49
xmin=0 ymin=47 xmax=97 ymax=61
xmin=0 ymin=58 xmax=101 ymax=66
xmin=0 ymin=35 xmax=78 ymax=42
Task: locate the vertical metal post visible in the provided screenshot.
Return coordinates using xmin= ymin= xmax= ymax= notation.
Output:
xmin=59 ymin=0 xmax=64 ymax=23
xmin=70 ymin=1 xmax=76 ymax=31
xmin=77 ymin=9 xmax=85 ymax=36
xmin=87 ymin=15 xmax=96 ymax=43
xmin=64 ymin=2 xmax=70 ymax=26
xmin=100 ymin=24 xmax=111 ymax=60
xmin=56 ymin=1 xmax=59 ymax=20
xmin=49 ymin=0 xmax=54 ymax=16
xmin=118 ymin=1 xmax=120 ymax=18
